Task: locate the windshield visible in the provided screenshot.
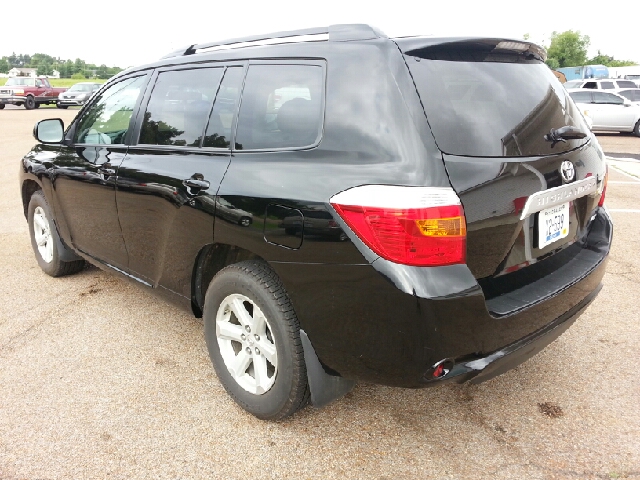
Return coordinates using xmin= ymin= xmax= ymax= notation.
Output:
xmin=5 ymin=78 xmax=36 ymax=87
xmin=405 ymin=49 xmax=590 ymax=157
xmin=69 ymin=83 xmax=98 ymax=92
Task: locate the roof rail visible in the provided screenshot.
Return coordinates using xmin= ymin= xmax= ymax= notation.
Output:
xmin=161 ymin=24 xmax=385 ymax=59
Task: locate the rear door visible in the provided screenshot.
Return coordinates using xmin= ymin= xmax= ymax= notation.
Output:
xmin=396 ymin=39 xmax=605 ymax=279
xmin=115 ymin=64 xmax=245 ymax=299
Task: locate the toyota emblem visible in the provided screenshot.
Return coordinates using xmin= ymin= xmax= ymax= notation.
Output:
xmin=560 ymin=161 xmax=575 ymax=182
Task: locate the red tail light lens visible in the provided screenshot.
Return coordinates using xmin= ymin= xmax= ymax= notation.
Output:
xmin=331 ymin=186 xmax=466 ymax=267
xmin=598 ymin=164 xmax=608 ymax=207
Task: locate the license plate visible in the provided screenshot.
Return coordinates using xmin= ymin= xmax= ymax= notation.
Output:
xmin=538 ymin=202 xmax=569 ymax=248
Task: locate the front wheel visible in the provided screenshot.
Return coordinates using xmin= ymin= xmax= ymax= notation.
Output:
xmin=28 ymin=191 xmax=85 ymax=277
xmin=0 ymin=104 xmax=5 ymax=109
xmin=634 ymin=120 xmax=640 ymax=137
xmin=24 ymin=96 xmax=36 ymax=110
xmin=203 ymin=260 xmax=309 ymax=420
xmin=57 ymin=104 xmax=68 ymax=109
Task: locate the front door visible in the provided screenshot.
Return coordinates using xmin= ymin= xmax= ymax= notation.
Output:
xmin=51 ymin=75 xmax=148 ymax=269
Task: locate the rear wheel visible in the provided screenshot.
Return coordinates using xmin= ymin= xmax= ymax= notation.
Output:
xmin=634 ymin=120 xmax=640 ymax=137
xmin=28 ymin=191 xmax=85 ymax=277
xmin=57 ymin=104 xmax=68 ymax=109
xmin=24 ymin=96 xmax=36 ymax=110
xmin=203 ymin=260 xmax=309 ymax=420
xmin=0 ymin=104 xmax=5 ymax=109
xmin=34 ymin=103 xmax=40 ymax=109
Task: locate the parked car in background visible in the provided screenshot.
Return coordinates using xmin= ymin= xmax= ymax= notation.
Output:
xmin=568 ymin=89 xmax=640 ymax=135
xmin=19 ymin=25 xmax=612 ymax=420
xmin=56 ymin=82 xmax=103 ymax=108
xmin=617 ymin=89 xmax=640 ymax=106
xmin=564 ymin=78 xmax=638 ymax=91
xmin=0 ymin=77 xmax=66 ymax=109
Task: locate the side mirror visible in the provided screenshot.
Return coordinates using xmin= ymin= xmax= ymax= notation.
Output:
xmin=623 ymin=99 xmax=632 ymax=107
xmin=33 ymin=118 xmax=64 ymax=143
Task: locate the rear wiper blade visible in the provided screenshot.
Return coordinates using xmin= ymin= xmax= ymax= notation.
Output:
xmin=544 ymin=126 xmax=587 ymax=148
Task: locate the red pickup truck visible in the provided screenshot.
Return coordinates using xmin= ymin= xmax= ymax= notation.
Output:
xmin=0 ymin=77 xmax=67 ymax=110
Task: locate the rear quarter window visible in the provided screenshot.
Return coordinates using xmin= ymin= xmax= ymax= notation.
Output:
xmin=235 ymin=64 xmax=324 ymax=150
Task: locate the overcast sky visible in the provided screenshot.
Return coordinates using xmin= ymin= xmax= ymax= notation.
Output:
xmin=1 ymin=0 xmax=637 ymax=68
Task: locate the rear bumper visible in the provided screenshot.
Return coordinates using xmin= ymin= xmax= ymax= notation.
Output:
xmin=434 ymin=282 xmax=601 ymax=385
xmin=272 ymin=207 xmax=612 ymax=387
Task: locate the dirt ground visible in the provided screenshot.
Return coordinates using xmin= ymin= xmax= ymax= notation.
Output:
xmin=1 ymin=106 xmax=639 ymax=480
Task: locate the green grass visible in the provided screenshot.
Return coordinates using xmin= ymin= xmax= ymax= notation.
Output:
xmin=0 ymin=78 xmax=107 ymax=87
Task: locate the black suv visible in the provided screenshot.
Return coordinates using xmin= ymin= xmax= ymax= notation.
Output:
xmin=20 ymin=25 xmax=612 ymax=420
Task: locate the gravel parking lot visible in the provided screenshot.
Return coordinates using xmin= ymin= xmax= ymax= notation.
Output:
xmin=1 ymin=106 xmax=639 ymax=480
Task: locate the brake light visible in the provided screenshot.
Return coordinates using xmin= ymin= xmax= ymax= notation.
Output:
xmin=330 ymin=186 xmax=466 ymax=266
xmin=598 ymin=165 xmax=608 ymax=207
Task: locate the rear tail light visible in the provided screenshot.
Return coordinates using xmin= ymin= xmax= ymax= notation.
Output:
xmin=598 ymin=164 xmax=608 ymax=207
xmin=330 ymin=185 xmax=466 ymax=267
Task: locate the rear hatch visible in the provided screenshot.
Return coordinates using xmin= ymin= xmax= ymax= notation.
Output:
xmin=396 ymin=38 xmax=606 ymax=305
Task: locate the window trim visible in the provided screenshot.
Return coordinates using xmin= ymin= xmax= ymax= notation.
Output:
xmin=232 ymin=59 xmax=327 ymax=154
xmin=67 ymin=71 xmax=152 ymax=147
xmin=131 ymin=63 xmax=232 ymax=150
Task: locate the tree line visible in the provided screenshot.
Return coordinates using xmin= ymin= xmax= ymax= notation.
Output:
xmin=0 ymin=52 xmax=123 ymax=79
xmin=525 ymin=31 xmax=638 ymax=69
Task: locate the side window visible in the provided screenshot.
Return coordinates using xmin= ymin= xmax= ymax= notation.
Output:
xmin=203 ymin=67 xmax=244 ymax=148
xmin=570 ymin=91 xmax=592 ymax=103
xmin=74 ymin=76 xmax=145 ymax=144
xmin=139 ymin=68 xmax=223 ymax=147
xmin=583 ymin=82 xmax=597 ymax=89
xmin=593 ymin=92 xmax=623 ymax=105
xmin=600 ymin=81 xmax=614 ymax=89
xmin=235 ymin=64 xmax=324 ymax=150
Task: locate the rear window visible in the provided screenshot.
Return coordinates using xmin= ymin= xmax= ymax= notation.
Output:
xmin=405 ymin=45 xmax=590 ymax=157
xmin=616 ymin=80 xmax=637 ymax=88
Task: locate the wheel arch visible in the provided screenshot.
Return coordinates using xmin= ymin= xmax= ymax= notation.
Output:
xmin=191 ymin=243 xmax=264 ymax=318
xmin=22 ymin=179 xmax=42 ymax=219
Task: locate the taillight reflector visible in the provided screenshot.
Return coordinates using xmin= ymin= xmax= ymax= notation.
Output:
xmin=598 ymin=164 xmax=608 ymax=207
xmin=330 ymin=186 xmax=466 ymax=267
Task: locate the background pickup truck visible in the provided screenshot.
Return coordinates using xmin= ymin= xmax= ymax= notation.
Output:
xmin=0 ymin=77 xmax=67 ymax=110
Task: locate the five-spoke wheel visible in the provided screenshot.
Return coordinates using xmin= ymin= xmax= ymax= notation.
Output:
xmin=203 ymin=260 xmax=309 ymax=420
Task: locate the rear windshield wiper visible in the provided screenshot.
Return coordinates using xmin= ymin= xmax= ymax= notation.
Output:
xmin=544 ymin=126 xmax=587 ymax=148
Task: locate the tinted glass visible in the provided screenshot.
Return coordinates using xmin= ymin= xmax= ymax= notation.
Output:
xmin=616 ymin=80 xmax=637 ymax=88
xmin=593 ymin=92 xmax=623 ymax=104
xmin=406 ymin=52 xmax=590 ymax=157
xmin=564 ymin=80 xmax=583 ymax=89
xmin=139 ymin=68 xmax=223 ymax=147
xmin=203 ymin=67 xmax=244 ymax=148
xmin=74 ymin=76 xmax=145 ymax=144
xmin=569 ymin=91 xmax=593 ymax=103
xmin=600 ymin=82 xmax=614 ymax=89
xmin=583 ymin=82 xmax=597 ymax=89
xmin=235 ymin=65 xmax=323 ymax=150
xmin=619 ymin=90 xmax=640 ymax=101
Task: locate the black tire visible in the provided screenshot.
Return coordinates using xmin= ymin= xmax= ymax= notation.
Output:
xmin=634 ymin=120 xmax=640 ymax=137
xmin=57 ymin=104 xmax=68 ymax=109
xmin=34 ymin=103 xmax=40 ymax=109
xmin=24 ymin=96 xmax=36 ymax=110
xmin=27 ymin=190 xmax=85 ymax=277
xmin=0 ymin=104 xmax=5 ymax=109
xmin=203 ymin=260 xmax=309 ymax=420
xmin=238 ymin=216 xmax=252 ymax=227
